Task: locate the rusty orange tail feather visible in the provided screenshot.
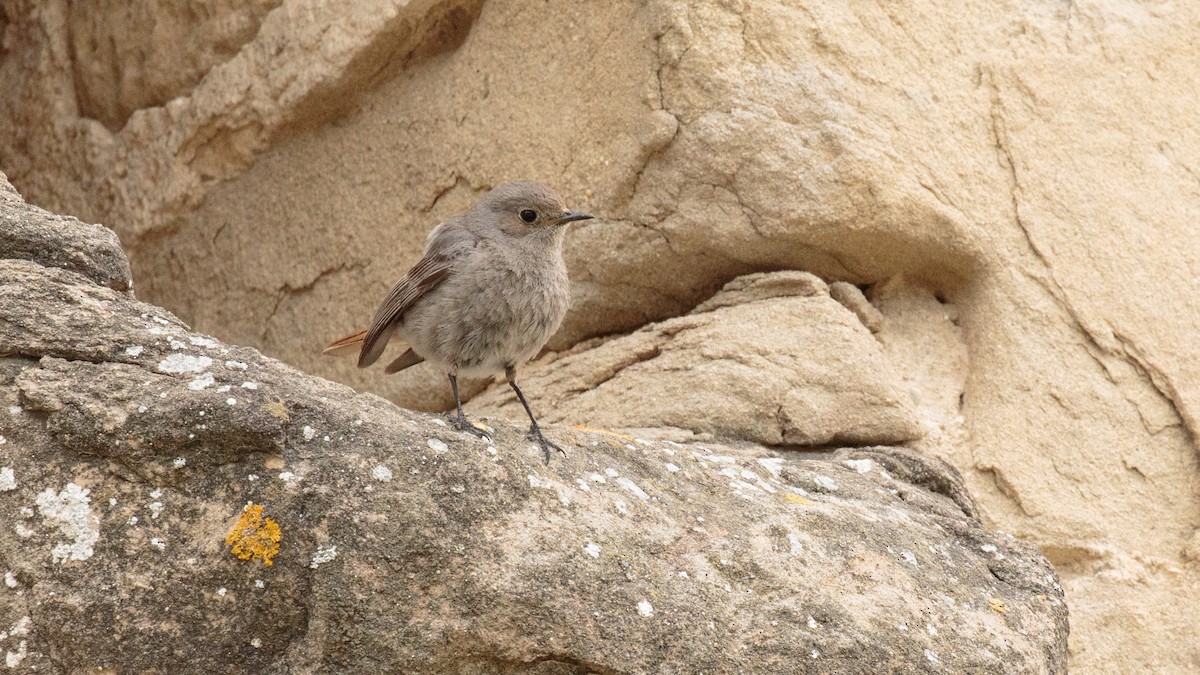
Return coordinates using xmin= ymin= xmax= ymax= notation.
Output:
xmin=322 ymin=330 xmax=367 ymax=357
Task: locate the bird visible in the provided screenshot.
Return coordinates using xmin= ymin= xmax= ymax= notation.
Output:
xmin=323 ymin=181 xmax=593 ymax=461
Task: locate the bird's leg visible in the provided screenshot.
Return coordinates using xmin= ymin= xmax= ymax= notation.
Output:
xmin=446 ymin=373 xmax=490 ymax=441
xmin=506 ymin=366 xmax=565 ymax=463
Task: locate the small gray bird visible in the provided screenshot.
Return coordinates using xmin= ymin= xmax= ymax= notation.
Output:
xmin=324 ymin=181 xmax=592 ymax=460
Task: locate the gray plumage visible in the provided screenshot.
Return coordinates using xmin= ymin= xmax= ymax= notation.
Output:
xmin=340 ymin=180 xmax=592 ymax=460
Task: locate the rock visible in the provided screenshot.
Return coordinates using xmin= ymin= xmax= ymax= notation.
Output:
xmin=0 ymin=173 xmax=132 ymax=291
xmin=5 ymin=1 xmax=1199 ymax=670
xmin=0 ymin=163 xmax=1066 ymax=672
xmin=470 ymin=271 xmax=921 ymax=448
xmin=828 ymin=281 xmax=883 ymax=333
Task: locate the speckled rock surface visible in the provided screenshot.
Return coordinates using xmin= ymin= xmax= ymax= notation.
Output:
xmin=0 ymin=169 xmax=1067 ymax=672
xmin=0 ymin=174 xmax=131 ymax=291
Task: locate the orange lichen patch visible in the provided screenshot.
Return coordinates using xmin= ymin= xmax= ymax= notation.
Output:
xmin=783 ymin=493 xmax=814 ymax=506
xmin=988 ymin=597 xmax=1010 ymax=614
xmin=262 ymin=400 xmax=290 ymax=420
xmin=225 ymin=502 xmax=280 ymax=566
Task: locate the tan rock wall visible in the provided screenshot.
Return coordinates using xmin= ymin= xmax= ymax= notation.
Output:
xmin=2 ymin=0 xmax=1199 ymax=670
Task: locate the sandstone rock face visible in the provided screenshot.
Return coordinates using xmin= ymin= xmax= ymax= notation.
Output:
xmin=0 ymin=176 xmax=1067 ymax=671
xmin=2 ymin=1 xmax=1198 ymax=671
xmin=471 ymin=271 xmax=922 ymax=448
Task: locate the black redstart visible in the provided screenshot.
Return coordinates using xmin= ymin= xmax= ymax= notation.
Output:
xmin=325 ymin=181 xmax=592 ymax=461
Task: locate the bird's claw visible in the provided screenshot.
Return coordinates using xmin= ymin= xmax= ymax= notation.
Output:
xmin=447 ymin=413 xmax=492 ymax=442
xmin=527 ymin=425 xmax=566 ymax=463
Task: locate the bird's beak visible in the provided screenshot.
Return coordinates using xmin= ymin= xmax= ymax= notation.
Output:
xmin=553 ymin=211 xmax=594 ymax=226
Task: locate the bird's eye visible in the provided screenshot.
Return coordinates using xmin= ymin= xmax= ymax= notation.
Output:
xmin=519 ymin=209 xmax=537 ymax=223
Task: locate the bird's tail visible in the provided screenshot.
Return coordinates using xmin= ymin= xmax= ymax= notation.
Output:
xmin=322 ymin=329 xmax=425 ymax=374
xmin=322 ymin=330 xmax=367 ymax=356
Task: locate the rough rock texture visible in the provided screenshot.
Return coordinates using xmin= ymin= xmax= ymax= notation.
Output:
xmin=471 ymin=271 xmax=921 ymax=448
xmin=2 ymin=1 xmax=1198 ymax=671
xmin=0 ymin=182 xmax=132 ymax=291
xmin=0 ymin=176 xmax=1067 ymax=672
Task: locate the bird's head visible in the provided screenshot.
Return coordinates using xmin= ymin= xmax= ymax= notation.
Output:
xmin=477 ymin=181 xmax=593 ymax=238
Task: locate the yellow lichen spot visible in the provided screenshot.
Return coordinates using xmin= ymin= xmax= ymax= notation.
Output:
xmin=225 ymin=502 xmax=280 ymax=566
xmin=988 ymin=597 xmax=1009 ymax=614
xmin=262 ymin=400 xmax=290 ymax=421
xmin=783 ymin=493 xmax=813 ymax=506
xmin=571 ymin=425 xmax=635 ymax=441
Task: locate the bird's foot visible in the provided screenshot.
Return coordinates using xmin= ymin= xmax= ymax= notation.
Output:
xmin=447 ymin=413 xmax=492 ymax=442
xmin=527 ymin=424 xmax=566 ymax=463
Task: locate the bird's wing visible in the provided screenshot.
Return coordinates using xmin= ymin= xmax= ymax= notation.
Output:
xmin=383 ymin=348 xmax=425 ymax=374
xmin=356 ymin=219 xmax=476 ymax=368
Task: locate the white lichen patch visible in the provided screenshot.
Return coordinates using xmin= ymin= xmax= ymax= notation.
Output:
xmin=756 ymin=457 xmax=784 ymax=477
xmin=278 ymin=471 xmax=297 ymax=483
xmin=35 ymin=483 xmax=100 ymax=564
xmin=693 ymin=452 xmax=737 ymax=464
xmin=4 ymin=640 xmax=26 ymax=668
xmin=604 ymin=467 xmax=620 ymax=478
xmin=216 ymin=385 xmax=231 ymax=393
xmin=188 ymin=336 xmax=219 ymax=348
xmin=187 ymin=372 xmax=215 ymax=390
xmin=372 ymin=465 xmax=393 ymax=482
xmin=665 ymin=462 xmax=680 ymax=473
xmin=302 ymin=425 xmax=317 ymax=441
xmin=427 ymin=438 xmax=449 ymax=454
xmin=842 ymin=458 xmax=875 ymax=473
xmin=788 ymin=533 xmax=804 ymax=556
xmin=123 ymin=345 xmax=144 ymax=357
xmin=147 ymin=501 xmax=164 ymax=519
xmin=636 ymin=600 xmax=654 ymax=617
xmin=251 ymin=637 xmax=262 ymax=649
xmin=4 ymin=572 xmax=16 ymax=588
xmin=225 ymin=397 xmax=237 ymax=406
xmin=241 ymin=381 xmax=259 ymax=390
xmin=0 ymin=468 xmax=16 ymax=492
xmin=616 ymin=477 xmax=649 ymax=501
xmin=254 ymin=579 xmax=265 ymax=589
xmin=6 ymin=406 xmax=19 ymax=416
xmin=807 ymin=616 xmax=819 ymax=629
xmin=157 ymin=353 xmax=213 ymax=374
xmin=217 ymin=587 xmax=227 ymax=597
xmin=173 ymin=457 xmax=186 ymax=469
xmin=310 ymin=545 xmax=338 ymax=569
xmin=925 ymin=649 xmax=940 ymax=664
xmin=901 ymin=550 xmax=918 ymax=567
xmin=812 ymin=475 xmax=839 ymax=492
xmin=150 ymin=537 xmax=166 ymax=551
xmin=6 ymin=616 xmax=30 ymax=638
xmin=589 ymin=473 xmax=607 ymax=484
xmin=584 ymin=542 xmax=601 ymax=558
xmin=574 ymin=478 xmax=591 ymax=492
xmin=225 ymin=360 xmax=249 ymax=370
xmin=615 ymin=499 xmax=628 ymax=516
